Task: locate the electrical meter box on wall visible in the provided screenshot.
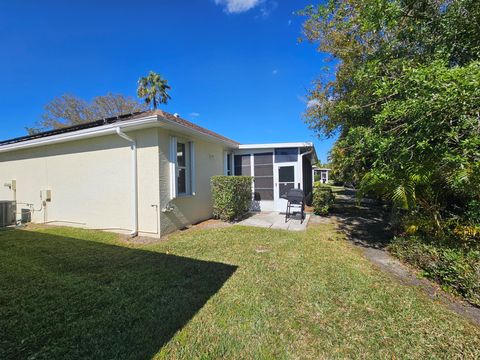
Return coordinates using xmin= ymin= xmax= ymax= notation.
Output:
xmin=3 ymin=180 xmax=16 ymax=190
xmin=41 ymin=189 xmax=52 ymax=202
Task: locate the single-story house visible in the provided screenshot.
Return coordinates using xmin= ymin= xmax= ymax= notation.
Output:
xmin=313 ymin=166 xmax=330 ymax=184
xmin=0 ymin=110 xmax=317 ymax=238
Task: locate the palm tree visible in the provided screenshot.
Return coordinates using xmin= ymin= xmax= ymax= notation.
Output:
xmin=137 ymin=71 xmax=171 ymax=109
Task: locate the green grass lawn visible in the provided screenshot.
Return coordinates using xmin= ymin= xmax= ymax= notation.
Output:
xmin=1 ymin=224 xmax=479 ymax=359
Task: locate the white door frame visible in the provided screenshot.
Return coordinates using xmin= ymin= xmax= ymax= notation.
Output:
xmin=273 ymin=162 xmax=299 ymax=212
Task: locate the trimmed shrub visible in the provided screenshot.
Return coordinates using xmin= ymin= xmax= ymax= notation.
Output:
xmin=390 ymin=235 xmax=480 ymax=306
xmin=313 ymin=185 xmax=335 ymax=216
xmin=211 ymin=176 xmax=252 ymax=222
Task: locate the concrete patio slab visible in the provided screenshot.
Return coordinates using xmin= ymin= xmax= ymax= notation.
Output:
xmin=270 ymin=221 xmax=290 ymax=230
xmin=237 ymin=212 xmax=309 ymax=231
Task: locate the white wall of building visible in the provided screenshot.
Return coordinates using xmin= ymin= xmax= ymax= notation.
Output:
xmin=158 ymin=129 xmax=228 ymax=236
xmin=0 ymin=129 xmax=161 ymax=237
xmin=0 ymin=126 xmax=314 ymax=237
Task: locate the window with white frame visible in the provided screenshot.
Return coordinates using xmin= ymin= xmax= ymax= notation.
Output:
xmin=170 ymin=137 xmax=196 ymax=198
xmin=224 ymin=152 xmax=233 ymax=175
xmin=177 ymin=142 xmax=188 ymax=194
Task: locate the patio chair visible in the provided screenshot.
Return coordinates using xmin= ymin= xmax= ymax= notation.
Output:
xmin=284 ymin=188 xmax=305 ymax=224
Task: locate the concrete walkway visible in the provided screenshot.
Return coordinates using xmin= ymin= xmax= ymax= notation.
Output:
xmin=236 ymin=212 xmax=309 ymax=231
xmin=326 ymin=188 xmax=480 ymax=327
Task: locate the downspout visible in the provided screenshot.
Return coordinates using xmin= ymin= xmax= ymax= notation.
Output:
xmin=116 ymin=127 xmax=138 ymax=237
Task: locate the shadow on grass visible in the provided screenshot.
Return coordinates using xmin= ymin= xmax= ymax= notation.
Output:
xmin=330 ymin=188 xmax=392 ymax=249
xmin=0 ymin=230 xmax=237 ymax=359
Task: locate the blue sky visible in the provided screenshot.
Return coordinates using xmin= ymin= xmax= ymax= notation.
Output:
xmin=0 ymin=0 xmax=335 ymax=162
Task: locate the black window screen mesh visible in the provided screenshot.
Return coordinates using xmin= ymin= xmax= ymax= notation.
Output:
xmin=278 ymin=165 xmax=295 ymax=198
xmin=253 ymin=153 xmax=273 ymax=201
xmin=275 ymin=148 xmax=297 ymax=162
xmin=234 ymin=155 xmax=251 ymax=176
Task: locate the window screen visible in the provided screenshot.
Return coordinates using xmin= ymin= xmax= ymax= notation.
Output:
xmin=278 ymin=165 xmax=295 ymax=198
xmin=275 ymin=148 xmax=298 ymax=162
xmin=227 ymin=154 xmax=232 ymax=175
xmin=177 ymin=142 xmax=188 ymax=194
xmin=253 ymin=153 xmax=273 ymax=201
xmin=234 ymin=155 xmax=251 ymax=176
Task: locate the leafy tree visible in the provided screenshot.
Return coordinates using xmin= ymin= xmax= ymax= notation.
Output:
xmin=91 ymin=93 xmax=148 ymax=119
xmin=137 ymin=71 xmax=171 ymax=109
xmin=300 ymin=0 xmax=480 ymax=230
xmin=27 ymin=93 xmax=147 ymax=134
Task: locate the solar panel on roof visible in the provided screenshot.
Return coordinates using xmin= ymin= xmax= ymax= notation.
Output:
xmin=0 ymin=111 xmax=145 ymax=146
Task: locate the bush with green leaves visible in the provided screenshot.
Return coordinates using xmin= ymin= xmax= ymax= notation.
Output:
xmin=465 ymin=200 xmax=480 ymax=225
xmin=211 ymin=176 xmax=252 ymax=222
xmin=390 ymin=235 xmax=480 ymax=306
xmin=313 ymin=185 xmax=335 ymax=216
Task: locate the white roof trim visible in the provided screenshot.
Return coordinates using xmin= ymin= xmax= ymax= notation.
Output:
xmin=238 ymin=142 xmax=314 ymax=149
xmin=0 ymin=114 xmax=239 ymax=153
xmin=0 ymin=115 xmax=159 ymax=153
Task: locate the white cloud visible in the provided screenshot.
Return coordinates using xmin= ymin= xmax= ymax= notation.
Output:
xmin=306 ymin=99 xmax=321 ymax=108
xmin=214 ymin=0 xmax=263 ymax=14
xmin=298 ymin=95 xmax=321 ymax=109
xmin=189 ymin=112 xmax=200 ymax=118
xmin=258 ymin=0 xmax=277 ymax=18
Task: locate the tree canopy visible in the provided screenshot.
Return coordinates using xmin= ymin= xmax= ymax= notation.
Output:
xmin=27 ymin=93 xmax=147 ymax=134
xmin=301 ymin=0 xmax=479 ymax=229
xmin=137 ymin=71 xmax=171 ymax=109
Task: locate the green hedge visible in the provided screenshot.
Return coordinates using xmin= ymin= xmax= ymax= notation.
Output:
xmin=211 ymin=176 xmax=252 ymax=222
xmin=390 ymin=235 xmax=480 ymax=306
xmin=312 ymin=185 xmax=335 ymax=216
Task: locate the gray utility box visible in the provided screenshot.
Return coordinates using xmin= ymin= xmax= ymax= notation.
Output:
xmin=0 ymin=201 xmax=16 ymax=227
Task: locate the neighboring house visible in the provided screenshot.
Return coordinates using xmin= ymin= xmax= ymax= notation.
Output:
xmin=0 ymin=110 xmax=317 ymax=238
xmin=313 ymin=166 xmax=330 ymax=184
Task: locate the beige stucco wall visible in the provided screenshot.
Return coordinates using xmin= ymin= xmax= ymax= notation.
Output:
xmin=0 ymin=128 xmax=161 ymax=237
xmin=0 ymin=126 xmax=231 ymax=238
xmin=158 ymin=130 xmax=227 ymax=236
